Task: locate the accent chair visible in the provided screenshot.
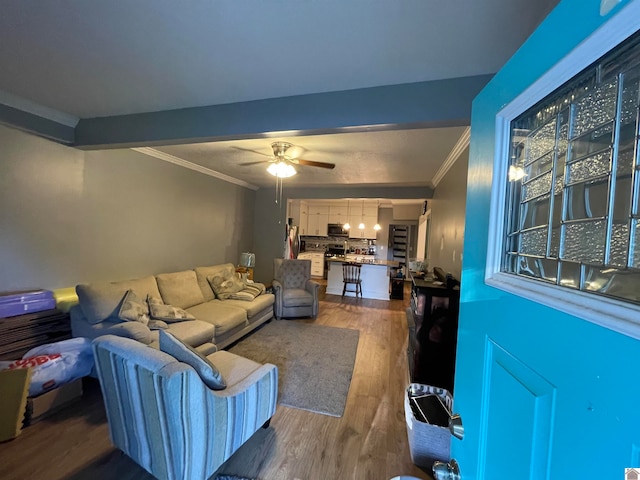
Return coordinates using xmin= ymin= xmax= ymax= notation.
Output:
xmin=272 ymin=258 xmax=320 ymax=320
xmin=92 ymin=334 xmax=278 ymax=480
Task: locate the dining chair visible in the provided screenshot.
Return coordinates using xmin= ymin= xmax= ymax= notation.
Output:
xmin=342 ymin=262 xmax=363 ymax=298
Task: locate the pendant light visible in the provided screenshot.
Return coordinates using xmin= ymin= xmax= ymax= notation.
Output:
xmin=373 ymin=200 xmax=381 ymax=231
xmin=343 ymin=200 xmax=351 ymax=230
xmin=358 ymin=200 xmax=365 ymax=230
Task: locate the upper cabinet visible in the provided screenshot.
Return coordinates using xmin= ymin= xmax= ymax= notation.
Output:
xmin=290 ymin=200 xmax=379 ymax=239
xmin=328 ymin=205 xmax=349 ymax=224
xmin=307 ymin=204 xmax=329 ymax=236
xmin=348 ymin=202 xmax=378 ymax=239
xmin=299 ymin=201 xmax=308 ymax=235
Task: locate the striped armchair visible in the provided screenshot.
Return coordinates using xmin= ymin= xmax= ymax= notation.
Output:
xmin=92 ymin=335 xmax=278 ymax=480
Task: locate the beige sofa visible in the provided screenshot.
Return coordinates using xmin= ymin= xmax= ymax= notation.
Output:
xmin=70 ymin=263 xmax=275 ymax=351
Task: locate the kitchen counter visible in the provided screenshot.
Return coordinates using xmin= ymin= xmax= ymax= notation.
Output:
xmin=325 ymin=259 xmax=401 ymax=300
xmin=325 ymin=257 xmax=400 ymax=267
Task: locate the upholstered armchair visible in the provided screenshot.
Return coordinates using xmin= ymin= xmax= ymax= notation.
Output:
xmin=92 ymin=334 xmax=278 ymax=480
xmin=272 ymin=258 xmax=320 ymax=320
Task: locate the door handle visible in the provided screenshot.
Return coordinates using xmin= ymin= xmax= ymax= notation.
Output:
xmin=433 ymin=458 xmax=461 ymax=480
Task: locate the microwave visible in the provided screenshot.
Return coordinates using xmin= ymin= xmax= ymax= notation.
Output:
xmin=327 ymin=223 xmax=349 ymax=237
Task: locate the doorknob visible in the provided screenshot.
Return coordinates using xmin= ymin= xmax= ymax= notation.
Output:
xmin=432 ymin=458 xmax=461 ymax=480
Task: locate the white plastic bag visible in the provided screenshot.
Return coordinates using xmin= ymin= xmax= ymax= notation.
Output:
xmin=0 ymin=337 xmax=94 ymax=396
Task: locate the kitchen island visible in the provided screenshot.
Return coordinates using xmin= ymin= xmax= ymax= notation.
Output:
xmin=325 ymin=258 xmax=401 ymax=300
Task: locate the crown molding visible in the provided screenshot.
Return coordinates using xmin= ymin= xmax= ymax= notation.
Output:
xmin=431 ymin=126 xmax=470 ymax=188
xmin=132 ymin=147 xmax=259 ymax=191
xmin=0 ymin=90 xmax=79 ymax=127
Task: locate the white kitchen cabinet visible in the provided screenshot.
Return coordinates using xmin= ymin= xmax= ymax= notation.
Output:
xmin=347 ymin=202 xmax=379 ymax=237
xmin=328 ymin=205 xmax=349 ymax=224
xmin=307 ymin=205 xmax=329 ymax=236
xmin=348 ymin=211 xmax=378 ymax=239
xmin=299 ymin=201 xmax=308 ymax=235
xmin=363 ymin=206 xmax=378 ymax=217
xmin=349 ymin=223 xmax=377 ymax=239
xmin=299 ymin=252 xmax=324 ymax=277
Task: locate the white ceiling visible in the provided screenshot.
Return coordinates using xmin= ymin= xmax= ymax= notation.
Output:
xmin=0 ymin=0 xmax=559 ymax=188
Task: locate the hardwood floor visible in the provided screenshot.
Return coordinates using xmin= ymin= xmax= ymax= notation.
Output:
xmin=0 ymin=281 xmax=434 ymax=480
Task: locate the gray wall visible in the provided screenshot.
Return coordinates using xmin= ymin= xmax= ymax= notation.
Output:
xmin=0 ymin=124 xmax=255 ymax=291
xmin=427 ymin=148 xmax=469 ymax=280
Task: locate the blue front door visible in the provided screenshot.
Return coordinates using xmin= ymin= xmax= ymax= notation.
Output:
xmin=453 ymin=1 xmax=640 ymax=478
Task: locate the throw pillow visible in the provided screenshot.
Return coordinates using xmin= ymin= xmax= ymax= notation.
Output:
xmin=158 ymin=330 xmax=226 ymax=390
xmin=147 ymin=295 xmax=196 ymax=322
xmin=207 ymin=274 xmax=245 ymax=300
xmin=117 ymin=290 xmax=150 ymax=325
xmin=226 ymin=282 xmax=267 ymax=301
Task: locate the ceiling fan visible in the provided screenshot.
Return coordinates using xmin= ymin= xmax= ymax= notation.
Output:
xmin=240 ymin=141 xmax=336 ymax=178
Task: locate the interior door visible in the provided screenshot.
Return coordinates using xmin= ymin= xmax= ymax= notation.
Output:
xmin=452 ymin=1 xmax=640 ymax=478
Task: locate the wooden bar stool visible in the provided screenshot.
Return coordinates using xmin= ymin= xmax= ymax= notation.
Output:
xmin=342 ymin=262 xmax=363 ymax=298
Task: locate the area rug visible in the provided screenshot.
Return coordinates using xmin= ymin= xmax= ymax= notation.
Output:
xmin=213 ymin=476 xmax=256 ymax=480
xmin=229 ymin=320 xmax=359 ymax=417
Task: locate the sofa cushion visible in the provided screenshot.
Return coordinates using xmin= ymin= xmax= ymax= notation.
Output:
xmin=159 ymin=330 xmax=226 ymax=390
xmin=283 ymin=288 xmax=314 ymax=307
xmin=166 ymin=319 xmax=215 ymax=347
xmin=156 ymin=270 xmax=205 ymax=310
xmin=117 ymin=290 xmax=150 ymax=325
xmin=77 ymin=275 xmax=161 ymax=324
xmin=186 ymin=301 xmax=247 ymax=336
xmin=195 ymin=264 xmax=236 ymax=302
xmin=147 ymin=295 xmax=196 ymax=322
xmin=222 ymin=293 xmax=275 ymax=319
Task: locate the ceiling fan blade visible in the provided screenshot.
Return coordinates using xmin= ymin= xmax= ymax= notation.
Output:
xmin=231 ymin=146 xmax=273 ymax=158
xmin=239 ymin=160 xmax=271 ymax=166
xmin=294 ymin=158 xmax=336 ymax=169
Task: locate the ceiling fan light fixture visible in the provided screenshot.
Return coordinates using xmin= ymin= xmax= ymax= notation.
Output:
xmin=267 ymin=161 xmax=296 ymax=178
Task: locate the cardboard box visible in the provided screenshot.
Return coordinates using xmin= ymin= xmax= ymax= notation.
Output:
xmin=25 ymin=378 xmax=83 ymax=425
xmin=404 ymin=383 xmax=453 ymax=467
xmin=0 ymin=368 xmax=32 ymax=441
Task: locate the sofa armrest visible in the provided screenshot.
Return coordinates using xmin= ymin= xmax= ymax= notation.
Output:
xmin=272 ymin=280 xmax=283 ymax=319
xmin=71 ymin=305 xmax=153 ymax=344
xmin=305 ymin=279 xmax=320 ymax=317
xmin=212 ymin=363 xmax=278 ymax=399
xmin=305 ymin=279 xmax=320 ymax=295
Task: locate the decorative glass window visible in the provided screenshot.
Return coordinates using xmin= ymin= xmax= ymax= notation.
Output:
xmin=503 ymin=29 xmax=640 ymax=305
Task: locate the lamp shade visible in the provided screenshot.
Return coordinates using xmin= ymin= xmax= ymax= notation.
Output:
xmin=239 ymin=252 xmax=255 ymax=268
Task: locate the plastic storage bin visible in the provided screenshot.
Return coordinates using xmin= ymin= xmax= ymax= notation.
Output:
xmin=404 ymin=383 xmax=453 ymax=467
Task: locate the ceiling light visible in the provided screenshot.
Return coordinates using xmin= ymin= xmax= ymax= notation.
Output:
xmin=267 ymin=161 xmax=296 ymax=178
xmin=508 ymin=165 xmax=525 ymax=182
xmin=344 ymin=200 xmax=351 ymax=230
xmin=373 ymin=200 xmax=381 ymax=230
